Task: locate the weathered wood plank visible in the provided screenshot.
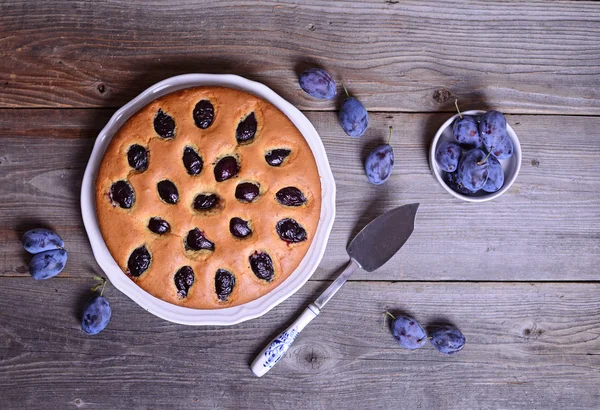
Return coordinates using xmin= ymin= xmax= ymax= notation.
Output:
xmin=1 ymin=0 xmax=600 ymax=113
xmin=0 ymin=278 xmax=599 ymax=409
xmin=1 ymin=109 xmax=599 ymax=281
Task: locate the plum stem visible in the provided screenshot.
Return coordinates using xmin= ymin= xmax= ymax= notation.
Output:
xmin=91 ymin=276 xmax=108 ymax=295
xmin=100 ymin=278 xmax=107 ymax=296
xmin=383 ymin=311 xmax=396 ymax=329
xmin=477 ymin=150 xmax=492 ymax=165
xmin=387 ymin=126 xmax=393 ymax=145
xmin=342 ymin=82 xmax=350 ymax=98
xmin=454 ymin=99 xmax=463 ymax=119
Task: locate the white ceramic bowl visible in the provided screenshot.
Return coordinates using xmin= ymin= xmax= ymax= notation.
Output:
xmin=429 ymin=110 xmax=522 ymax=202
xmin=81 ymin=74 xmax=336 ymax=325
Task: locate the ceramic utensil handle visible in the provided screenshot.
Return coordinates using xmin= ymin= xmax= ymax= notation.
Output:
xmin=250 ymin=303 xmax=320 ymax=377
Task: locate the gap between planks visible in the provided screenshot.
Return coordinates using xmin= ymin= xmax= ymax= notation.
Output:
xmin=3 ymin=106 xmax=600 ymax=118
xmin=1 ymin=275 xmax=600 ymax=285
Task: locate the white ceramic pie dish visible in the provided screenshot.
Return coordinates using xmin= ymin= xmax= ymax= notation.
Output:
xmin=81 ymin=74 xmax=336 ymax=325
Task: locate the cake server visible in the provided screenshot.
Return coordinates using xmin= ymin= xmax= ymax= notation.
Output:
xmin=251 ymin=203 xmax=419 ymax=377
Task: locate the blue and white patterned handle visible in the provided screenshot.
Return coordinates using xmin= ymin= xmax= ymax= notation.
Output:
xmin=251 ymin=304 xmax=320 ymax=377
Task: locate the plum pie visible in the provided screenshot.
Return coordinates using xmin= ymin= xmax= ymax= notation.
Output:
xmin=95 ymin=86 xmax=321 ymax=309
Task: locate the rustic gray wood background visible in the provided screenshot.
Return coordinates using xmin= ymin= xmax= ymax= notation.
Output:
xmin=1 ymin=1 xmax=599 ymax=409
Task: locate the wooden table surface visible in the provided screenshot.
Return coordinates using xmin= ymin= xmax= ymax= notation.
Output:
xmin=1 ymin=1 xmax=600 ymax=409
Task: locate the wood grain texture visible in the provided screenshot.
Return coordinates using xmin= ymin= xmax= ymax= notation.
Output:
xmin=1 ymin=109 xmax=599 ymax=281
xmin=0 ymin=278 xmax=599 ymax=409
xmin=1 ymin=0 xmax=600 ymax=113
xmin=2 ymin=1 xmax=600 ymax=408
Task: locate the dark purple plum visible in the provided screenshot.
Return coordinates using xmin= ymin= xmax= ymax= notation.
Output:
xmin=430 ymin=325 xmax=466 ymax=354
xmin=236 ymin=113 xmax=257 ymax=144
xmin=81 ymin=295 xmax=111 ymax=335
xmin=214 ymin=156 xmax=239 ymax=182
xmin=22 ymin=228 xmax=64 ymax=254
xmin=174 ymin=266 xmax=194 ymax=298
xmin=229 ymin=217 xmax=252 ymax=238
xmin=157 ymin=180 xmax=179 ymax=204
xmin=185 ymin=228 xmax=215 ymax=251
xmin=453 ymin=116 xmax=481 ymax=147
xmin=275 ymin=187 xmax=306 ymax=206
xmin=365 ymin=145 xmax=394 ymax=185
xmin=444 ymin=171 xmax=476 ymax=195
xmin=452 ymin=100 xmax=481 ymax=147
xmin=484 ymin=129 xmax=508 ymax=154
xmin=182 ymin=146 xmax=203 ymax=175
xmin=110 ymin=180 xmax=135 ymax=209
xmin=458 ymin=149 xmax=489 ymax=191
xmin=491 ymin=137 xmax=514 ymax=160
xmin=215 ymin=269 xmax=235 ymax=301
xmin=480 ymin=110 xmax=507 ymax=152
xmin=154 ymin=109 xmax=176 ymax=139
xmin=365 ymin=126 xmax=394 ymax=185
xmin=339 ymin=95 xmax=368 ymax=138
xmin=127 ymin=246 xmax=151 ymax=277
xmin=435 ymin=141 xmax=462 ymax=173
xmin=147 ymin=217 xmax=170 ymax=234
xmin=29 ymin=249 xmax=68 ymax=280
xmin=127 ymin=144 xmax=148 ymax=172
xmin=193 ymin=194 xmax=219 ymax=211
xmin=249 ymin=251 xmax=274 ymax=282
xmin=193 ymin=100 xmax=215 ymax=129
xmin=482 ymin=155 xmax=504 ymax=193
xmin=235 ymin=182 xmax=260 ymax=203
xmin=298 ymin=68 xmax=337 ymax=100
xmin=265 ymin=149 xmax=291 ymax=166
xmin=276 ymin=218 xmax=307 ymax=243
xmin=390 ymin=314 xmax=428 ymax=349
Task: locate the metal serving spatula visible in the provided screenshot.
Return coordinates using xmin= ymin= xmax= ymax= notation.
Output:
xmin=250 ymin=203 xmax=419 ymax=377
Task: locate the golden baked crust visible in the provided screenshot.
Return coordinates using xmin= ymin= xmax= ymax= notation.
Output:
xmin=95 ymin=86 xmax=321 ymax=309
